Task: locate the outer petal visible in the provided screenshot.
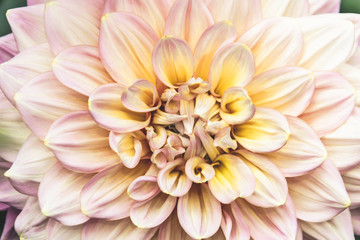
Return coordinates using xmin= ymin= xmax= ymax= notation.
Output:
xmin=238 ymin=17 xmax=302 ymax=75
xmin=89 ymin=83 xmax=150 ymax=133
xmin=0 ymin=207 xmax=20 ymax=240
xmin=300 ymin=71 xmax=355 ymax=137
xmin=7 ymin=4 xmax=46 ymax=51
xmin=309 ymin=0 xmax=340 ymax=14
xmin=221 ymin=204 xmax=250 ymax=240
xmin=45 ymin=0 xmax=104 ymax=54
xmin=27 ymin=0 xmax=44 ymax=5
xmin=0 ymin=167 xmax=28 ymax=209
xmin=261 ymin=0 xmax=309 ymax=18
xmin=338 ymin=64 xmax=360 ymax=107
xmin=178 ymin=184 xmax=222 ymax=239
xmin=15 ymin=72 xmax=88 ymax=140
xmin=127 ymin=175 xmax=161 ymax=201
xmin=99 ymin=12 xmax=158 ymax=86
xmin=342 ymin=164 xmax=360 ymax=208
xmin=158 ymin=210 xmax=194 ymax=240
xmin=164 ymin=0 xmax=214 ymax=51
xmin=45 ymin=111 xmax=120 ymax=173
xmin=297 ymin=16 xmax=355 ymax=70
xmin=46 ymin=219 xmax=83 ymax=240
xmin=0 ymin=34 xmax=18 ymax=63
xmin=245 ymin=67 xmax=314 ymax=116
xmin=351 ymin=208 xmax=360 ymax=235
xmin=52 ymin=45 xmax=114 ymax=96
xmin=233 ymin=107 xmax=290 ymax=153
xmin=38 ymin=163 xmax=93 ymax=226
xmin=287 ymin=159 xmax=351 ymax=222
xmin=265 ymin=116 xmax=327 ymax=177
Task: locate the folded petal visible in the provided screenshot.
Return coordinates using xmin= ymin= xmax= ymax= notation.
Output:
xmin=233 ymin=107 xmax=290 ymax=153
xmin=261 ymin=0 xmax=309 ymax=18
xmin=46 ymin=219 xmax=83 ymax=240
xmin=45 ymin=0 xmax=104 ymax=54
xmin=287 ymin=159 xmax=351 ymax=222
xmin=221 ymin=204 xmax=250 ymax=240
xmin=185 ymin=157 xmax=215 ymax=183
xmin=238 ymin=17 xmax=302 ymax=75
xmin=7 ymin=4 xmax=46 ymax=51
xmin=127 ymin=175 xmax=160 ymax=201
xmin=342 ymin=164 xmax=360 ymax=208
xmin=0 ymin=34 xmax=18 ymax=63
xmin=164 ymin=0 xmax=214 ymax=51
xmin=265 ymin=116 xmax=327 ymax=177
xmin=15 ymin=72 xmax=88 ymax=139
xmin=158 ymin=210 xmax=194 ymax=240
xmin=245 ymin=66 xmax=314 ymax=116
xmin=300 ymin=71 xmax=355 ymax=137
xmin=146 ymin=125 xmax=167 ymax=150
xmin=178 ymin=184 xmax=222 ymax=239
xmin=89 ymin=83 xmax=150 ymax=133
xmin=308 ymin=0 xmax=340 ymax=14
xmin=52 ymin=45 xmax=114 ymax=96
xmin=38 ymin=163 xmax=92 ymax=226
xmin=152 ymin=36 xmax=194 ymax=88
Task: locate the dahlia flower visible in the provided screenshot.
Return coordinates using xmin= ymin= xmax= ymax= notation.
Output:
xmin=1 ymin=0 xmax=360 ymax=239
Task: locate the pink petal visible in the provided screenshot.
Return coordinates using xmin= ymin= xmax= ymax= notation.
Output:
xmin=158 ymin=210 xmax=194 ymax=240
xmin=265 ymin=116 xmax=327 ymax=177
xmin=261 ymin=0 xmax=309 ymax=18
xmin=0 ymin=207 xmax=20 ymax=240
xmin=164 ymin=0 xmax=214 ymax=51
xmin=342 ymin=164 xmax=360 ymax=208
xmin=7 ymin=4 xmax=46 ymax=51
xmin=221 ymin=204 xmax=250 ymax=240
xmin=300 ymin=71 xmax=355 ymax=137
xmin=45 ymin=0 xmax=104 ymax=54
xmin=99 ymin=12 xmax=158 ymax=86
xmin=338 ymin=64 xmax=360 ymax=107
xmin=52 ymin=45 xmax=114 ymax=96
xmin=287 ymin=159 xmax=351 ymax=222
xmin=238 ymin=17 xmax=302 ymax=75
xmin=127 ymin=175 xmax=161 ymax=201
xmin=15 ymin=72 xmax=87 ymax=140
xmin=0 ymin=34 xmax=18 ymax=63
xmin=351 ymin=208 xmax=360 ymax=235
xmin=0 ymin=167 xmax=28 ymax=209
xmin=38 ymin=163 xmax=92 ymax=226
xmin=178 ymin=184 xmax=222 ymax=239
xmin=185 ymin=156 xmax=215 ymax=183
xmin=46 ymin=219 xmax=83 ymax=240
xmin=27 ymin=0 xmax=44 ymax=5
xmin=308 ymin=0 xmax=341 ymax=14
xmin=45 ymin=111 xmax=119 ymax=173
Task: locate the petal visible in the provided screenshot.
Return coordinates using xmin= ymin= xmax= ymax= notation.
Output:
xmin=127 ymin=175 xmax=161 ymax=201
xmin=80 ymin=162 xmax=149 ymax=220
xmin=7 ymin=4 xmax=46 ymax=51
xmin=15 ymin=72 xmax=88 ymax=140
xmin=130 ymin=192 xmax=177 ymax=228
xmin=337 ymin=64 xmax=360 ymax=107
xmin=213 ymin=127 xmax=237 ymax=152
xmin=89 ymin=83 xmax=150 ymax=133
xmin=300 ymin=71 xmax=356 ymax=137
xmin=342 ymin=164 xmax=360 ymax=208
xmin=351 ymin=208 xmax=360 ymax=235
xmin=0 ymin=168 xmax=28 ymax=209
xmin=152 ymin=110 xmax=187 ymax=125
xmin=194 ymin=21 xmax=237 ymax=80
xmin=164 ymin=0 xmax=214 ymax=51
xmin=146 ymin=125 xmax=167 ymax=150
xmin=221 ymin=204 xmax=250 ymax=240
xmin=38 ymin=163 xmax=92 ymax=226
xmin=0 ymin=34 xmax=18 ymax=63
xmin=45 ymin=111 xmax=120 ymax=173
xmin=208 ymin=154 xmax=255 ymax=204
xmin=46 ymin=219 xmax=83 ymax=240
xmin=261 ymin=0 xmax=309 ymax=18
xmin=238 ymin=17 xmax=302 ymax=75
xmin=264 ymin=116 xmax=327 ymax=177
xmin=287 ymin=159 xmax=351 ymax=222
xmin=99 ymin=12 xmax=158 ymax=86
xmin=178 ymin=184 xmax=222 ymax=239
xmin=45 ymin=0 xmax=104 ymax=54
xmin=297 ymin=16 xmax=355 ymax=70
xmin=52 ymin=45 xmax=114 ymax=96
xmin=152 ymin=36 xmax=194 ymax=88
xmin=0 ymin=207 xmax=20 ymax=240
xmin=233 ymin=107 xmax=290 ymax=153
xmin=308 ymin=0 xmax=340 ymax=14
xmin=0 ymin=43 xmax=53 ymax=105
xmin=209 ymin=42 xmax=255 ymax=96
xmin=185 ymin=157 xmax=215 ymax=183
xmin=27 ymin=0 xmax=44 ymax=5
xmin=158 ymin=210 xmax=194 ymax=240
xmin=235 ymin=150 xmax=288 ymax=208
xmin=245 ymin=66 xmax=315 ymax=116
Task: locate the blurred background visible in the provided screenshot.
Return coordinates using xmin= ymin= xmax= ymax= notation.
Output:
xmin=0 ymin=0 xmax=360 ymax=238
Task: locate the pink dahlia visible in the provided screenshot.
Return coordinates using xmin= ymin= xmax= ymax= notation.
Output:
xmin=1 ymin=0 xmax=360 ymax=239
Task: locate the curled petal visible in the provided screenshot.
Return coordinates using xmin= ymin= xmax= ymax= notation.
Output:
xmin=46 ymin=219 xmax=83 ymax=240
xmin=0 ymin=34 xmax=18 ymax=63
xmin=146 ymin=125 xmax=167 ymax=150
xmin=127 ymin=176 xmax=161 ymax=201
xmin=193 ymin=93 xmax=217 ymax=120
xmin=151 ymin=148 xmax=168 ymax=169
xmin=309 ymin=0 xmax=341 ymax=14
xmin=152 ymin=110 xmax=187 ymax=125
xmin=179 ymin=78 xmax=211 ymax=101
xmin=161 ymin=88 xmax=180 ymax=113
xmin=179 ymin=100 xmax=195 ymax=135
xmin=185 ymin=157 xmax=215 ymax=183
xmin=261 ymin=0 xmax=309 ymax=18
xmin=194 ymin=121 xmax=220 ymax=161
xmin=166 ymin=135 xmax=186 ymax=160
xmin=213 ymin=127 xmax=237 ymax=152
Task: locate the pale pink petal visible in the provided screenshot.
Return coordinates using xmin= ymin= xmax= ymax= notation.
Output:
xmin=287 ymin=159 xmax=351 ymax=222
xmin=342 ymin=164 xmax=360 ymax=208
xmin=265 ymin=116 xmax=327 ymax=177
xmin=238 ymin=18 xmax=302 ymax=75
xmin=27 ymin=0 xmax=44 ymax=5
xmin=221 ymin=204 xmax=250 ymax=240
xmin=300 ymin=71 xmax=355 ymax=138
xmin=235 ymin=150 xmax=288 ymax=208
xmin=146 ymin=125 xmax=167 ymax=150
xmin=205 ymin=0 xmax=262 ymax=35
xmin=127 ymin=175 xmax=161 ymax=201
xmin=45 ymin=111 xmax=119 ymax=173
xmin=15 ymin=72 xmax=88 ymax=140
xmin=45 ymin=0 xmax=104 ymax=54
xmin=351 ymin=208 xmax=360 ymax=235
xmin=178 ymin=184 xmax=222 ymax=239
xmin=5 ymin=134 xmax=56 ymax=196
xmin=152 ymin=37 xmax=194 ymax=88
xmin=185 ymin=157 xmax=215 ymax=183
xmin=38 ymin=163 xmax=92 ymax=226
xmin=164 ymin=0 xmax=214 ymax=51
xmin=261 ymin=0 xmax=309 ymax=18
xmin=233 ymin=107 xmax=290 ymax=153
xmin=297 ymin=16 xmax=355 ymax=70
xmin=337 ymin=64 xmax=360 ymax=107
xmin=7 ymin=4 xmax=46 ymax=51
xmin=235 ymin=197 xmax=298 ymax=240
xmin=82 ymin=218 xmax=157 ymax=240
xmin=46 ymin=219 xmax=83 ymax=240
xmin=0 ymin=167 xmax=28 ymax=209
xmin=300 ymin=209 xmax=354 ymax=240
xmin=0 ymin=43 xmax=53 ymax=105
xmin=158 ymin=210 xmax=194 ymax=240
xmin=52 ymin=45 xmax=114 ymax=96
xmin=0 ymin=34 xmax=18 ymax=63
xmin=130 ymin=192 xmax=177 ymax=228
xmin=99 ymin=12 xmax=158 ymax=86
xmin=0 ymin=207 xmax=20 ymax=240
xmin=80 ymin=162 xmax=149 ymax=220
xmin=245 ymin=66 xmax=314 ymax=116
xmin=89 ymin=83 xmax=150 ymax=133
xmin=309 ymin=0 xmax=340 ymax=14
